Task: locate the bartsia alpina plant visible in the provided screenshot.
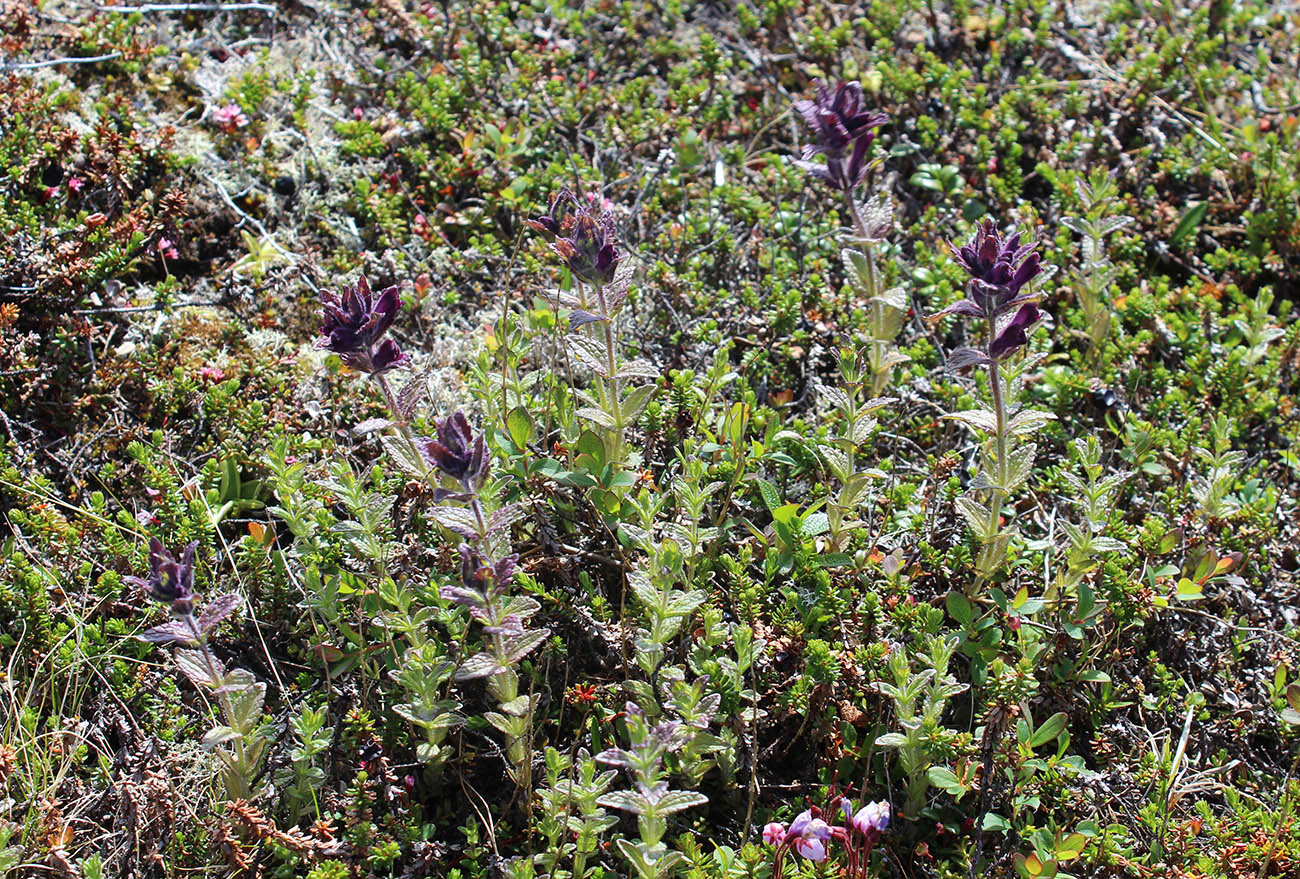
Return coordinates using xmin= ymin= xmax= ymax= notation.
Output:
xmin=129 ymin=539 xmax=267 ymax=800
xmin=530 ymin=187 xmax=656 ymax=472
xmin=928 ymin=220 xmax=1055 ymax=584
xmin=422 ymin=410 xmax=547 ymax=785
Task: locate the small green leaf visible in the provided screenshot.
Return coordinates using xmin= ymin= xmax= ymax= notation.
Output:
xmin=758 ymin=479 xmax=782 ymax=514
xmin=946 ymin=592 xmax=973 ymax=626
xmin=506 ymin=405 xmax=533 ymax=451
xmin=1169 ymin=202 xmax=1208 ymax=248
xmin=983 ymin=812 xmax=1011 ymax=833
xmin=1056 ymin=833 xmax=1088 ymax=861
xmin=927 ymin=766 xmax=965 ymax=794
xmin=1030 ymin=712 xmax=1069 ymax=748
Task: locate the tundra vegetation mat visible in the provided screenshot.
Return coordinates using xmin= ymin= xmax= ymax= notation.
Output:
xmin=1 ymin=0 xmax=1300 ymax=877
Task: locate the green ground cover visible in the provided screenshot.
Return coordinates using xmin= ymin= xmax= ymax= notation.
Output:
xmin=1 ymin=1 xmax=1300 ymax=876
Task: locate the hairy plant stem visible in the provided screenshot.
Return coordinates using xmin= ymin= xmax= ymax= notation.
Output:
xmin=182 ymin=612 xmax=251 ymax=796
xmin=467 ymin=494 xmax=527 ymax=778
xmin=372 ymin=365 xmax=431 ymax=479
xmin=591 ymin=282 xmax=624 ymax=462
xmin=845 ymin=192 xmax=879 ymax=297
xmin=977 ymin=316 xmax=1010 ymax=587
xmin=467 ymin=497 xmax=518 ymax=702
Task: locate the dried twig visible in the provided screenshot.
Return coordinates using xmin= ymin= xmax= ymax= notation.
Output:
xmin=95 ymin=2 xmax=277 ymax=13
xmin=0 ymin=52 xmax=121 ymax=71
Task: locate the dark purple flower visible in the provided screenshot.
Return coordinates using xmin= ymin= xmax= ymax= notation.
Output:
xmin=794 ymin=81 xmax=887 ymax=158
xmin=989 ymin=303 xmax=1042 ymax=360
xmin=792 ymin=81 xmax=888 ymax=192
xmin=529 ymin=190 xmax=623 ymax=285
xmin=316 ymin=275 xmax=410 ymax=374
xmin=418 ymin=411 xmax=489 ymax=488
xmin=948 ymin=220 xmax=1043 ymax=313
xmin=127 ymin=538 xmax=198 ymax=614
xmin=929 ymin=221 xmax=1050 ymax=356
xmin=449 ymin=543 xmax=519 ymax=603
xmin=526 ymin=188 xmax=573 ymax=240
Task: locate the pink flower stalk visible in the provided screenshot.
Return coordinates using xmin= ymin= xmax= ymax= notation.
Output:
xmin=762 ymin=808 xmax=833 ymax=877
xmin=763 ymin=798 xmax=891 ymax=879
xmin=157 ymin=237 xmax=179 ymax=260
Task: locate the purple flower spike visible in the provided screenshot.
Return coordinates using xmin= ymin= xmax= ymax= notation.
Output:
xmin=530 ymin=190 xmax=623 ymax=285
xmin=526 ymin=188 xmax=574 ymax=240
xmin=317 ymin=275 xmax=410 ymax=375
xmin=419 ymin=411 xmax=489 ymax=489
xmin=127 ymin=538 xmax=198 ymax=614
xmin=947 ymin=220 xmax=1044 ymax=314
xmin=794 ymin=81 xmax=887 ymax=159
xmin=929 ymin=220 xmax=1051 ymax=361
xmin=792 ymin=81 xmax=888 ymax=192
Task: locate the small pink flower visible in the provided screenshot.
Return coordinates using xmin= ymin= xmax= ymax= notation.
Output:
xmin=793 ymin=836 xmax=827 ymax=861
xmin=850 ymin=800 xmax=891 ymax=835
xmin=198 ymin=366 xmax=226 ymax=382
xmin=67 ymin=177 xmax=84 ymax=194
xmin=157 ymin=237 xmax=179 ymax=260
xmin=352 ymin=106 xmax=365 ymax=120
xmin=213 ymin=103 xmax=249 ymax=132
xmin=762 ymin=822 xmax=787 ymax=846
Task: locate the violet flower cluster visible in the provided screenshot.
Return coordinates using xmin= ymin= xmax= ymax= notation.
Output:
xmin=418 ymin=411 xmax=489 ymax=500
xmin=793 ymin=81 xmax=888 ymax=193
xmin=128 ymin=537 xmax=199 ymax=617
xmin=932 ymin=220 xmax=1047 ymax=361
xmin=129 ymin=538 xmax=242 ymax=646
xmin=762 ymin=799 xmax=890 ymax=877
xmin=128 ymin=539 xmax=262 ymax=798
xmin=316 ymin=275 xmax=410 ymax=375
xmin=528 ymin=188 xmax=621 ymax=287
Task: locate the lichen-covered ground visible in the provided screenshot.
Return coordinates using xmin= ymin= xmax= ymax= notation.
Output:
xmin=2 ymin=1 xmax=1300 ymax=877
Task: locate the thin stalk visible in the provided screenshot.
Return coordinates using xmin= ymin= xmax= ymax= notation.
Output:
xmin=591 ymin=282 xmax=624 ymax=461
xmin=845 ymin=193 xmax=880 ymax=295
xmin=373 ymin=368 xmax=431 ymax=479
xmin=182 ymin=613 xmax=250 ymax=794
xmin=978 ymin=316 xmax=1010 ymax=585
xmin=468 ymin=494 xmax=526 ymax=776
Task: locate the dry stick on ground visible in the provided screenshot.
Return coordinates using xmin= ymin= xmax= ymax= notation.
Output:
xmin=0 ymin=52 xmax=120 ymax=71
xmin=95 ymin=2 xmax=277 ymax=12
